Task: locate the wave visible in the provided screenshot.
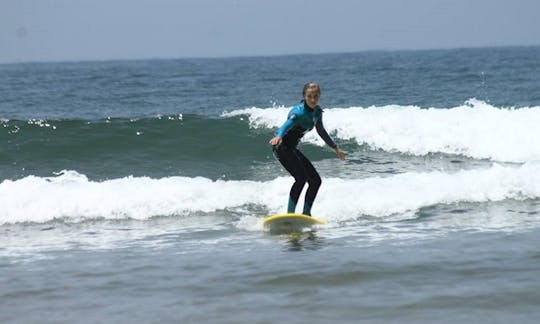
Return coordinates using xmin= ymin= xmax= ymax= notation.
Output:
xmin=0 ymin=114 xmax=271 ymax=166
xmin=224 ymin=99 xmax=540 ymax=163
xmin=2 ymin=163 xmax=540 ymax=225
xmin=4 ymin=99 xmax=539 ymax=164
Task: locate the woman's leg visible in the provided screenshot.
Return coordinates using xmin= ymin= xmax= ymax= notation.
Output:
xmin=273 ymin=145 xmax=308 ymax=213
xmin=295 ymin=150 xmax=321 ymax=216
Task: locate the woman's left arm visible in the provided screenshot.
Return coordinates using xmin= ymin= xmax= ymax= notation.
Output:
xmin=315 ymin=120 xmax=346 ymax=160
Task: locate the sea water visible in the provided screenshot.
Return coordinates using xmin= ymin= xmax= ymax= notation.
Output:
xmin=1 ymin=47 xmax=540 ymax=323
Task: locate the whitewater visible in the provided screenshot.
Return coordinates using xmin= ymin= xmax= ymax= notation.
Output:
xmin=3 ymin=162 xmax=540 ymax=227
xmin=225 ymin=99 xmax=540 ymax=163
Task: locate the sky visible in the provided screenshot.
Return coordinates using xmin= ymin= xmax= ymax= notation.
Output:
xmin=1 ymin=0 xmax=539 ymax=63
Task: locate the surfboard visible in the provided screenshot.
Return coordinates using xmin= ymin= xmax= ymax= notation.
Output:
xmin=263 ymin=213 xmax=327 ymax=234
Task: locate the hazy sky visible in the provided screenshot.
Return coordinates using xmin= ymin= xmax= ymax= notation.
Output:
xmin=1 ymin=0 xmax=539 ymax=63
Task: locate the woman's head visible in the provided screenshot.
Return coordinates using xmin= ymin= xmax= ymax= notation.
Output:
xmin=302 ymin=82 xmax=321 ymax=108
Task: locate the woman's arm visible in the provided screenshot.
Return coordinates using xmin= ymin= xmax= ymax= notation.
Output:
xmin=269 ymin=114 xmax=296 ymax=146
xmin=269 ymin=117 xmax=294 ymax=146
xmin=315 ymin=119 xmax=337 ymax=149
xmin=316 ymin=120 xmax=345 ymax=160
xmin=276 ymin=118 xmax=294 ymax=138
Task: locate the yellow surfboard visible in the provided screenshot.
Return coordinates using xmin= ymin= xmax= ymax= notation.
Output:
xmin=263 ymin=213 xmax=327 ymax=234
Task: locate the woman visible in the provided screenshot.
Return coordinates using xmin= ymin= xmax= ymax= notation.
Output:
xmin=269 ymin=82 xmax=345 ymax=216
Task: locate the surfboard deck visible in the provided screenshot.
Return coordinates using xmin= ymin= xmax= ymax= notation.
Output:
xmin=263 ymin=213 xmax=327 ymax=234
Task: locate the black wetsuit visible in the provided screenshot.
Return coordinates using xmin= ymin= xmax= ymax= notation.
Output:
xmin=272 ymin=102 xmax=337 ymax=216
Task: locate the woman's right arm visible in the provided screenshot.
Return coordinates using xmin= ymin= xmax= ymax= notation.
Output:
xmin=276 ymin=118 xmax=294 ymax=138
xmin=269 ymin=116 xmax=295 ymax=145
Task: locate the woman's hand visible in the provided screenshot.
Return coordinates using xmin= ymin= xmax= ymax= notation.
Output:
xmin=269 ymin=137 xmax=282 ymax=146
xmin=334 ymin=147 xmax=346 ymax=160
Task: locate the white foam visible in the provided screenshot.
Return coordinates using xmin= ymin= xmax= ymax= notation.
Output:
xmin=2 ymin=164 xmax=540 ymax=225
xmin=0 ymin=170 xmax=288 ymax=225
xmin=224 ymin=99 xmax=540 ymax=163
xmin=316 ymin=163 xmax=540 ymax=221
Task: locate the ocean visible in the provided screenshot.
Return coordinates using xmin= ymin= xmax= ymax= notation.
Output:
xmin=1 ymin=46 xmax=540 ymax=323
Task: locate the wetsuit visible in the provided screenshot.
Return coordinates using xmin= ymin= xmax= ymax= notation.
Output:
xmin=272 ymin=102 xmax=337 ymax=216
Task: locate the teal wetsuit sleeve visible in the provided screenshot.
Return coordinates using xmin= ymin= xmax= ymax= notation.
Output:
xmin=276 ymin=115 xmax=295 ymax=137
xmin=315 ymin=119 xmax=337 ymax=149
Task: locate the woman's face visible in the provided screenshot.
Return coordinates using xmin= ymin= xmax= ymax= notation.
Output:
xmin=304 ymin=87 xmax=320 ymax=108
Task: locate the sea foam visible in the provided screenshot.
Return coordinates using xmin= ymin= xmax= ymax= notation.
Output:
xmin=2 ymin=163 xmax=540 ymax=225
xmin=224 ymin=99 xmax=540 ymax=163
